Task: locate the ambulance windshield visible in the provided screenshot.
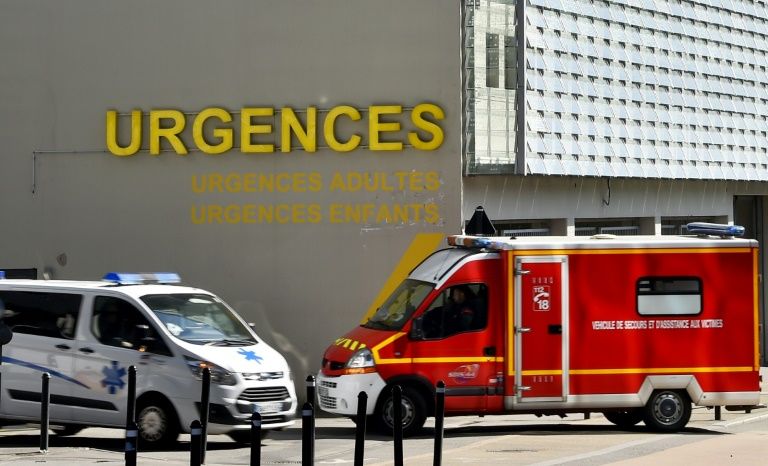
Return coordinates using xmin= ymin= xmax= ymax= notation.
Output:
xmin=141 ymin=293 xmax=256 ymax=346
xmin=364 ymin=279 xmax=433 ymax=331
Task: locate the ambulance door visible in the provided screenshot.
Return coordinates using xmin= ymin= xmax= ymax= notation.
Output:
xmin=0 ymin=290 xmax=81 ymax=422
xmin=514 ymin=256 xmax=568 ymax=402
xmin=70 ymin=295 xmax=171 ymax=427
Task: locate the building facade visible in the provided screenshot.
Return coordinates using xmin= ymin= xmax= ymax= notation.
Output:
xmin=462 ymin=0 xmax=768 ymax=362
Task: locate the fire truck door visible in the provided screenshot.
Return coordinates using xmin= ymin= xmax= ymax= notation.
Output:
xmin=514 ymin=256 xmax=568 ymax=402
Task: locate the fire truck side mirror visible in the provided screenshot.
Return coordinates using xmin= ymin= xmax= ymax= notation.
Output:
xmin=409 ymin=316 xmax=425 ymax=340
xmin=0 ymin=321 xmax=12 ymax=346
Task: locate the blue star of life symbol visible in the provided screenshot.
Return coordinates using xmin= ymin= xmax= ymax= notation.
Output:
xmin=238 ymin=349 xmax=263 ymax=364
xmin=101 ymin=361 xmax=127 ymax=394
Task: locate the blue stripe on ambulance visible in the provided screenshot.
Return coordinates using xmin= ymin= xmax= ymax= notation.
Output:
xmin=1 ymin=356 xmax=89 ymax=389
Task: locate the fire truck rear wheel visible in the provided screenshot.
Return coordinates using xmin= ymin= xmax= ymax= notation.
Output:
xmin=603 ymin=409 xmax=644 ymax=428
xmin=643 ymin=390 xmax=691 ymax=432
xmin=375 ymin=385 xmax=427 ymax=437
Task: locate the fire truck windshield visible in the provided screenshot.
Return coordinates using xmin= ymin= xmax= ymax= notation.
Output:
xmin=363 ymin=279 xmax=434 ymax=331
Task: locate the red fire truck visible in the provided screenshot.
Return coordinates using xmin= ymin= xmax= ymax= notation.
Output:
xmin=317 ymin=224 xmax=762 ymax=435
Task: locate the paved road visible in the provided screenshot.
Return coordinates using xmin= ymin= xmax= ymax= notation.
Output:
xmin=2 ymin=404 xmax=768 ymax=465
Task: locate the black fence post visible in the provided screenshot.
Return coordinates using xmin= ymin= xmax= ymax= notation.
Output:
xmin=39 ymin=372 xmax=50 ymax=452
xmin=126 ymin=365 xmax=137 ymax=427
xmin=200 ymin=367 xmax=211 ymax=465
xmin=125 ymin=419 xmax=138 ymax=466
xmin=433 ymin=381 xmax=445 ymax=466
xmin=250 ymin=411 xmax=261 ymax=466
xmin=190 ymin=420 xmax=202 ymax=466
xmin=306 ymin=375 xmax=316 ymax=406
xmin=354 ymin=391 xmax=368 ymax=466
xmin=393 ymin=385 xmax=403 ymax=466
xmin=301 ymin=402 xmax=315 ymax=466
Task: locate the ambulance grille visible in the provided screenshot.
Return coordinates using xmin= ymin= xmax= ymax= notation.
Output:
xmin=320 ymin=380 xmax=337 ymax=389
xmin=318 ymin=394 xmax=337 ymax=410
xmin=238 ymin=387 xmax=290 ymax=403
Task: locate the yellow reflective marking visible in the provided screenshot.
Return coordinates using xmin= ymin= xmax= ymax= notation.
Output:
xmin=362 ymin=233 xmax=445 ymax=323
xmin=521 ymin=370 xmax=562 ymax=376
xmin=516 ymin=247 xmax=752 ymax=256
xmin=754 ymin=249 xmax=760 ymax=371
xmin=568 ymin=366 xmax=754 ymax=375
xmin=412 ymin=357 xmax=504 ymax=364
xmin=371 ymin=332 xmax=407 ymax=364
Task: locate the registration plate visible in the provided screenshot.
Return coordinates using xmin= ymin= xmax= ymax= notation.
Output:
xmin=253 ymin=402 xmax=284 ymax=414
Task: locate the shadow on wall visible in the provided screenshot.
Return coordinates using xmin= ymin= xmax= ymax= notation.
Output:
xmin=233 ymin=301 xmax=311 ymax=404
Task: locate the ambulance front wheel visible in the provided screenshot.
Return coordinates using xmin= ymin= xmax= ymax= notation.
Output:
xmin=643 ymin=390 xmax=691 ymax=432
xmin=374 ymin=385 xmax=427 ymax=437
xmin=136 ymin=395 xmax=181 ymax=447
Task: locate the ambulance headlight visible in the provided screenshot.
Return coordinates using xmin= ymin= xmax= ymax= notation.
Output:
xmin=344 ymin=348 xmax=376 ymax=375
xmin=184 ymin=356 xmax=237 ymax=386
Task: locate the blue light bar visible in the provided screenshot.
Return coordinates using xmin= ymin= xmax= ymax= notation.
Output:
xmin=686 ymin=222 xmax=745 ymax=238
xmin=102 ymin=272 xmax=181 ymax=285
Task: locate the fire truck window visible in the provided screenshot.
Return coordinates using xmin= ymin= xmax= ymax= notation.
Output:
xmin=636 ymin=277 xmax=702 ymax=316
xmin=421 ymin=284 xmax=488 ymax=339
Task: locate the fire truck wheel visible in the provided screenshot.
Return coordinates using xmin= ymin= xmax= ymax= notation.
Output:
xmin=603 ymin=409 xmax=644 ymax=428
xmin=643 ymin=390 xmax=692 ymax=432
xmin=375 ymin=385 xmax=427 ymax=437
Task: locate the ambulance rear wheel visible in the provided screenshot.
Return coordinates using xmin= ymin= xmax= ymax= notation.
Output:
xmin=643 ymin=390 xmax=691 ymax=432
xmin=137 ymin=396 xmax=180 ymax=448
xmin=375 ymin=385 xmax=427 ymax=437
xmin=603 ymin=409 xmax=644 ymax=429
xmin=52 ymin=424 xmax=84 ymax=437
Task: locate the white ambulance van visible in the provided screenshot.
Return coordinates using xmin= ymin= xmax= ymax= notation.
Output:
xmin=0 ymin=272 xmax=296 ymax=446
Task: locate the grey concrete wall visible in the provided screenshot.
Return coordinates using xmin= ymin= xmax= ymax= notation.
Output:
xmin=0 ymin=0 xmax=462 ymax=395
xmin=463 ymin=175 xmax=768 ymax=222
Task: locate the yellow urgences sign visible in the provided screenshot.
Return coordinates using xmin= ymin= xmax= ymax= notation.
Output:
xmin=106 ymin=103 xmax=445 ymax=156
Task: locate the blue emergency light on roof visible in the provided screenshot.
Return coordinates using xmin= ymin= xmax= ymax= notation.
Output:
xmin=686 ymin=222 xmax=745 ymax=238
xmin=102 ymin=272 xmax=181 ymax=285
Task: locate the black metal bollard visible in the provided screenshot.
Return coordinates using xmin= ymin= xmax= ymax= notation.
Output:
xmin=354 ymin=391 xmax=368 ymax=466
xmin=200 ymin=367 xmax=211 ymax=465
xmin=392 ymin=385 xmax=403 ymax=466
xmin=301 ymin=402 xmax=315 ymax=466
xmin=190 ymin=420 xmax=202 ymax=466
xmin=126 ymin=366 xmax=137 ymax=427
xmin=433 ymin=381 xmax=446 ymax=466
xmin=125 ymin=419 xmax=138 ymax=466
xmin=715 ymin=405 xmax=722 ymax=420
xmin=306 ymin=375 xmax=316 ymax=406
xmin=250 ymin=411 xmax=262 ymax=466
xmin=39 ymin=372 xmax=50 ymax=452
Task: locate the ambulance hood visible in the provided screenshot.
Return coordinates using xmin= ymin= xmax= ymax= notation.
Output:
xmin=183 ymin=341 xmax=289 ymax=373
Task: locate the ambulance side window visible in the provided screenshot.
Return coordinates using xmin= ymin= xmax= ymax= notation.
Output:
xmin=420 ymin=284 xmax=488 ymax=339
xmin=0 ymin=290 xmax=81 ymax=339
xmin=91 ymin=296 xmax=172 ymax=356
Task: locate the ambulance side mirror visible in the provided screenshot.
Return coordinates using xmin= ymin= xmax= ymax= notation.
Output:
xmin=409 ymin=316 xmax=425 ymax=340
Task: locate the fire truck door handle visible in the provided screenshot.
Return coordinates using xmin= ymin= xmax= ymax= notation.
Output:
xmin=516 ymin=327 xmax=531 ymax=334
xmin=483 ymin=346 xmax=496 ymax=356
xmin=548 ymin=325 xmax=562 ymax=334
